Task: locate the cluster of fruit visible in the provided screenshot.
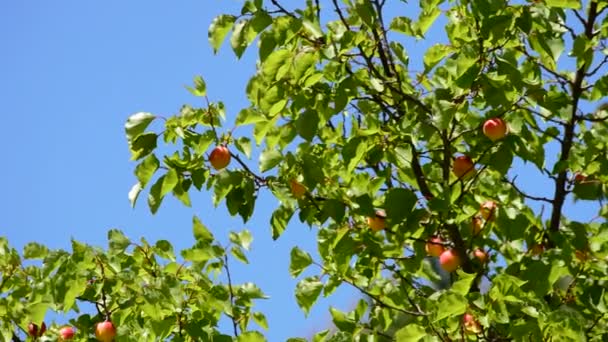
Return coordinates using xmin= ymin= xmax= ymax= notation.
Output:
xmin=365 ymin=118 xmax=507 ymax=333
xmin=424 ymin=201 xmax=495 ymax=269
xmin=206 ymin=119 xmax=508 ymax=334
xmin=363 ymin=118 xmax=507 ymax=270
xmin=453 ymin=118 xmax=508 ymax=180
xmin=27 ymin=321 xmax=115 ymax=341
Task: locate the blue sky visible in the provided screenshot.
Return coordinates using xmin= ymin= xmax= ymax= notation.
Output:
xmin=0 ymin=1 xmax=601 ymax=341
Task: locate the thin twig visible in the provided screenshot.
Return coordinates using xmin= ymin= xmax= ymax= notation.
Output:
xmin=230 ymin=152 xmax=266 ymax=184
xmin=270 ymin=0 xmax=295 ymax=17
xmin=504 ymin=177 xmax=554 ymax=203
xmin=223 ymin=254 xmax=239 ymax=337
xmin=586 ymin=53 xmax=608 ymax=77
xmin=313 ymin=261 xmax=426 ymax=316
xmin=96 ymin=256 xmax=112 ymax=321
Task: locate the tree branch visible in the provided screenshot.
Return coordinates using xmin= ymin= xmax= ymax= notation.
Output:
xmin=549 ymin=1 xmax=599 ymax=234
xmin=230 ymin=152 xmax=266 ymax=185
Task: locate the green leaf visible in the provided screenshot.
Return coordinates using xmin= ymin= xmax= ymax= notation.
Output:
xmin=186 ymin=75 xmax=207 ymax=97
xmin=236 ymin=331 xmax=266 ymax=342
xmin=155 ymin=240 xmax=175 ymax=261
xmin=369 ymin=77 xmax=384 ymax=92
xmin=312 ymin=331 xmax=330 ymax=342
xmin=451 ymin=271 xmax=477 ymax=296
xmin=262 ymin=49 xmax=292 ymax=80
xmin=295 ymin=276 xmax=323 ymax=316
xmin=489 ymin=274 xmax=528 ymax=303
xmin=416 ymin=7 xmax=441 ymax=35
xmin=395 ymin=324 xmax=427 ymax=341
xmin=542 ymin=308 xmax=586 ymax=340
xmin=236 ymin=109 xmax=266 ymax=126
xmin=292 ymin=51 xmax=317 ymax=81
xmin=26 ymin=302 xmax=49 ymax=327
xmin=385 ymin=188 xmax=417 ymax=225
xmin=193 ymin=216 xmax=214 ymax=243
xmin=573 ymin=180 xmax=603 ymax=200
xmin=172 ymin=178 xmax=191 ymax=207
xmin=231 ymin=246 xmax=249 ymax=264
xmin=490 ymin=143 xmax=513 ymax=175
xmin=231 ymin=19 xmax=250 ymax=58
xmin=433 ymin=292 xmax=467 ymax=322
xmin=259 ymin=149 xmax=282 ymax=172
xmin=23 ymin=243 xmax=49 ymax=259
xmin=135 ymin=154 xmax=159 ymax=187
xmin=213 ymin=171 xmax=237 ymax=206
xmin=290 ymin=247 xmax=312 ymax=277
xmin=252 ymin=312 xmax=269 ymax=330
xmin=230 ymin=229 xmax=253 ymax=250
xmin=209 ymin=15 xmax=236 ymax=53
xmin=235 ymin=136 xmax=252 ymax=159
xmin=390 ymin=16 xmax=417 ymax=36
xmin=329 ymin=307 xmax=356 ymax=332
xmin=161 ymin=169 xmax=179 ymax=197
xmin=545 ymin=0 xmax=581 ymax=8
xmin=128 ymin=182 xmax=143 ymax=208
xmin=342 ymin=137 xmax=368 ymax=173
xmin=129 ymin=132 xmax=158 ymax=160
xmin=424 ymin=44 xmax=452 ymax=72
xmin=268 ymin=99 xmax=287 ymax=117
xmin=271 ymin=206 xmax=294 ymax=240
xmin=229 ymin=12 xmax=271 ymax=59
xmin=254 ymin=119 xmax=276 ymax=145
xmin=522 ymin=306 xmax=539 ymax=317
xmin=125 ymin=112 xmax=155 ymax=141
xmin=181 ymin=245 xmax=215 ymax=263
xmin=238 ymin=282 xmax=268 ymax=300
xmin=296 ymin=110 xmax=319 ymax=141
xmin=63 ymin=278 xmax=86 ymax=312
xmin=322 ymin=199 xmax=346 ymax=222
xmin=355 ymin=1 xmax=376 ymax=28
xmin=108 ymin=229 xmax=131 ymax=251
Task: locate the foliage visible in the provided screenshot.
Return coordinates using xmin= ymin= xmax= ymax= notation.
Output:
xmin=3 ymin=0 xmax=608 ymax=341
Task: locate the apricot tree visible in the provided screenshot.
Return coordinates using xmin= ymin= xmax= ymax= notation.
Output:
xmin=2 ymin=0 xmax=608 ymax=341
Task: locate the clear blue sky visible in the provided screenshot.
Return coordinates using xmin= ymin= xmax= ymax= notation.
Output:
xmin=0 ymin=1 xmax=600 ymax=341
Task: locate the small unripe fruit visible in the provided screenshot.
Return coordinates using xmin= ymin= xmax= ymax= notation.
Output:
xmin=289 ymin=179 xmax=306 ymax=199
xmin=482 ymin=118 xmax=508 ymax=142
xmin=453 ymin=156 xmax=475 ymax=180
xmin=439 ymin=249 xmax=461 ymax=272
xmin=95 ymin=321 xmax=116 ymax=342
xmin=474 ymin=248 xmax=488 ymax=263
xmin=209 ymin=146 xmax=231 ymax=170
xmin=367 ymin=210 xmax=386 ymax=232
xmin=463 ymin=313 xmax=482 ymax=334
xmin=425 ymin=237 xmax=445 ymax=257
xmin=59 ymin=326 xmax=75 ymax=341
xmin=479 ymin=201 xmax=497 ymax=221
